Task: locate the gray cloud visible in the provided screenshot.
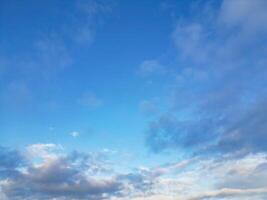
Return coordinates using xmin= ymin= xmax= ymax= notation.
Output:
xmin=0 ymin=145 xmax=163 ymax=200
xmin=0 ymin=147 xmax=25 ymax=169
xmin=0 ymin=147 xmax=26 ymax=180
xmin=0 ymin=146 xmax=121 ymax=200
xmin=216 ymin=99 xmax=267 ymax=154
xmin=1 ymin=145 xmax=267 ymax=200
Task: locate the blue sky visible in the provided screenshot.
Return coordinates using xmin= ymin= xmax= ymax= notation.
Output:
xmin=1 ymin=0 xmax=267 ymax=199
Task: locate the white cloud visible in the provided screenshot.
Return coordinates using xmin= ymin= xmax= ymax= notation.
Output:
xmin=26 ymin=143 xmax=63 ymax=161
xmin=69 ymin=131 xmax=80 ymax=138
xmin=187 ymin=188 xmax=267 ymax=200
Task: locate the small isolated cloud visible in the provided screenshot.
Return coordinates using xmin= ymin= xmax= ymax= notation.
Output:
xmin=78 ymin=91 xmax=103 ymax=108
xmin=69 ymin=131 xmax=80 ymax=138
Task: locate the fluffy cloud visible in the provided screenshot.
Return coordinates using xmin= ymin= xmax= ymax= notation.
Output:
xmin=0 ymin=145 xmax=121 ymax=200
xmin=1 ymin=145 xmax=267 ymax=200
xmin=0 ymin=144 xmax=168 ymax=200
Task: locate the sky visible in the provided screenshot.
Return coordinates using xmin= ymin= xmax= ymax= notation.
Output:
xmin=0 ymin=0 xmax=267 ymax=199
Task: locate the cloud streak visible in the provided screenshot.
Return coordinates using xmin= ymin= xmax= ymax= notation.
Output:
xmin=145 ymin=0 xmax=267 ymax=156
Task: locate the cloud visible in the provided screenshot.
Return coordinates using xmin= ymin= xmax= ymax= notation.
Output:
xmin=0 ymin=145 xmax=121 ymax=200
xmin=26 ymin=143 xmax=63 ymax=160
xmin=0 ymin=145 xmax=182 ymax=199
xmin=73 ymin=0 xmax=113 ymax=45
xmin=119 ymin=153 xmax=267 ymax=200
xmin=0 ymin=0 xmax=114 ymax=110
xmin=1 ymin=145 xmax=267 ymax=200
xmin=187 ymin=188 xmax=267 ymax=200
xmin=0 ymin=144 xmax=164 ymax=200
xmin=219 ymin=0 xmax=267 ymax=35
xmin=78 ymin=0 xmax=113 ymax=14
xmin=138 ymin=60 xmax=165 ymax=77
xmin=146 ymin=113 xmax=221 ymax=153
xmin=1 ymin=158 xmax=121 ymax=200
xmin=215 ymin=99 xmax=267 ymax=154
xmin=69 ymin=131 xmax=80 ymax=138
xmin=0 ymin=146 xmax=25 ymax=170
xmin=145 ymin=0 xmax=267 ymax=156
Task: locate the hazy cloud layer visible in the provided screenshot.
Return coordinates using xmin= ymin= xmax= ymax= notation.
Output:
xmin=145 ymin=0 xmax=267 ymax=156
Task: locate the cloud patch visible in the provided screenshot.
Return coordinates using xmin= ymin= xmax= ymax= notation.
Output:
xmin=145 ymin=0 xmax=267 ymax=156
xmin=1 ymin=145 xmax=267 ymax=200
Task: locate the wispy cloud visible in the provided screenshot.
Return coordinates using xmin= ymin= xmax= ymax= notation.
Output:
xmin=145 ymin=0 xmax=267 ymax=156
xmin=78 ymin=91 xmax=103 ymax=109
xmin=137 ymin=60 xmax=166 ymax=77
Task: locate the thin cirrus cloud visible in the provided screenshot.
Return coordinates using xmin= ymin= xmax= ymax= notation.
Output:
xmin=145 ymin=0 xmax=267 ymax=156
xmin=137 ymin=60 xmax=166 ymax=77
xmin=0 ymin=0 xmax=113 ymax=82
